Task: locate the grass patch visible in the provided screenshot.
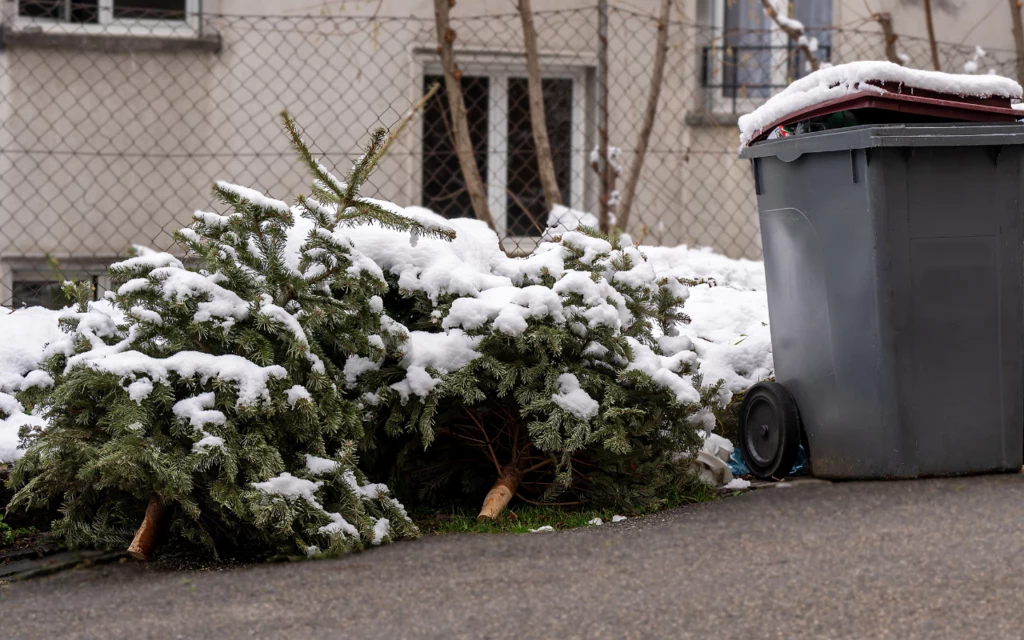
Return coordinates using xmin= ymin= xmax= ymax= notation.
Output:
xmin=414 ymin=481 xmax=719 ymax=535
xmin=0 ymin=519 xmax=35 ymax=547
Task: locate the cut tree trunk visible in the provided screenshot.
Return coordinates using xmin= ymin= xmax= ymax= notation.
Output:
xmin=1010 ymin=0 xmax=1024 ymax=87
xmin=477 ymin=465 xmax=522 ymax=521
xmin=127 ymin=495 xmax=166 ymax=561
xmin=432 ymin=0 xmax=496 ymax=231
xmin=518 ymin=0 xmax=563 ymax=212
xmin=616 ymin=0 xmax=671 ymax=234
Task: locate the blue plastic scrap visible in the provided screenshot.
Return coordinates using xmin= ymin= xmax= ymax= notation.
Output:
xmin=728 ymin=443 xmax=809 ymax=478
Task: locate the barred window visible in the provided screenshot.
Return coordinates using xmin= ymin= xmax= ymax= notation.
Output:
xmin=422 ymin=69 xmax=583 ymax=242
xmin=704 ymin=0 xmax=832 ymax=113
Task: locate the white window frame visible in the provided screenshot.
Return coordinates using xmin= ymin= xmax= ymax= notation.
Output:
xmin=411 ymin=51 xmax=590 ymax=253
xmin=8 ymin=0 xmax=200 ymax=38
xmin=705 ymin=0 xmax=789 ymax=115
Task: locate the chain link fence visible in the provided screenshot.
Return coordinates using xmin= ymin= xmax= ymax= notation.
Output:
xmin=0 ymin=3 xmax=1019 ymax=307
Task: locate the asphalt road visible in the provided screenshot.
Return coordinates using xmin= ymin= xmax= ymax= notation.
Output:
xmin=3 ymin=473 xmax=1024 ymax=639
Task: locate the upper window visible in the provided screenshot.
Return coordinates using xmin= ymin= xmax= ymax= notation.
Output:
xmin=704 ymin=0 xmax=832 ymax=113
xmin=421 ymin=66 xmax=585 ymax=245
xmin=16 ymin=1 xmax=190 ymax=27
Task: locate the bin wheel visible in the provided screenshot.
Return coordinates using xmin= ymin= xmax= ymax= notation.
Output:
xmin=738 ymin=382 xmax=802 ymax=480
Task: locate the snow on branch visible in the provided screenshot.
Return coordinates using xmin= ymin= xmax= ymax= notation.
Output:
xmin=759 ymin=0 xmax=820 ymax=73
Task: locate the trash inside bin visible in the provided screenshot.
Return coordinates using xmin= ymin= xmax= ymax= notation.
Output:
xmin=737 ymin=62 xmax=1024 ymax=480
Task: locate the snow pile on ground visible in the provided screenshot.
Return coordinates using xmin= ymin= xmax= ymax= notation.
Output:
xmin=0 ymin=306 xmax=66 ymax=462
xmin=0 ymin=306 xmax=64 ymax=394
xmin=642 ymin=246 xmax=772 ymax=396
xmin=724 ymin=478 xmax=751 ymax=490
xmin=738 ymin=61 xmax=1024 ymax=148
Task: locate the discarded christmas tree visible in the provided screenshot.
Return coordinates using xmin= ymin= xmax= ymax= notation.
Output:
xmin=6 ymin=115 xmax=449 ymax=559
xmin=367 ymin=223 xmax=723 ymax=519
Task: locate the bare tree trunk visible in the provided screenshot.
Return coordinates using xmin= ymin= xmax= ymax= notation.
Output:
xmin=596 ymin=0 xmax=611 ymax=234
xmin=923 ymin=0 xmax=941 ymax=71
xmin=616 ymin=0 xmax=671 ymax=234
xmin=517 ymin=0 xmax=563 ymax=214
xmin=477 ymin=465 xmax=522 ymax=520
xmin=759 ymin=0 xmax=819 ymax=72
xmin=433 ymin=0 xmax=496 ymax=231
xmin=1010 ymin=0 xmax=1024 ymax=87
xmin=874 ymin=12 xmax=904 ymax=66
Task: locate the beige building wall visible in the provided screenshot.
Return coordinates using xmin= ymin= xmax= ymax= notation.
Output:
xmin=0 ymin=0 xmax=708 ymax=301
xmin=836 ymin=0 xmax=1017 ymax=54
xmin=1 ymin=0 xmax=1019 ymax=302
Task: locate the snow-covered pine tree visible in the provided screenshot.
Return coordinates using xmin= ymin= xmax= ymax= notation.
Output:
xmin=6 ymin=115 xmax=449 ymax=559
xmin=369 ymin=223 xmax=723 ymax=519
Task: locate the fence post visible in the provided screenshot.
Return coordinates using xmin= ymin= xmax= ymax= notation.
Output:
xmin=597 ymin=0 xmax=610 ymax=233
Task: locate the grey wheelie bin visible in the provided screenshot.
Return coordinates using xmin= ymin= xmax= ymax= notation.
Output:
xmin=739 ymin=123 xmax=1024 ymax=480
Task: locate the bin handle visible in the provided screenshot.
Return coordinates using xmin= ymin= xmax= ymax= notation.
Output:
xmin=776 ymin=148 xmax=804 ymax=163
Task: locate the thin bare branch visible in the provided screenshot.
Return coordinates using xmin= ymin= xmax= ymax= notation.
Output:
xmin=759 ymin=0 xmax=820 ymax=72
xmin=521 ymin=457 xmax=554 ymax=474
xmin=923 ymin=0 xmax=941 ymax=70
xmin=517 ymin=0 xmax=563 ymax=212
xmin=463 ymin=407 xmax=502 ymax=475
xmin=433 ymin=0 xmax=497 ymax=230
xmin=514 ymin=492 xmax=583 ymax=507
xmin=616 ymin=0 xmax=671 ymax=233
xmin=873 ymin=12 xmax=904 ymax=65
xmin=597 ymin=0 xmax=611 ymax=233
xmin=368 ymin=81 xmax=440 ymax=176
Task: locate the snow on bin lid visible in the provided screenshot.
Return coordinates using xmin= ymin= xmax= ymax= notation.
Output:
xmin=738 ymin=61 xmax=1023 ymax=149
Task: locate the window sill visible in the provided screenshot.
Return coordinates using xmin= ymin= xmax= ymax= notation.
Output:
xmin=0 ymin=26 xmax=221 ymax=54
xmin=685 ymin=112 xmax=744 ymax=128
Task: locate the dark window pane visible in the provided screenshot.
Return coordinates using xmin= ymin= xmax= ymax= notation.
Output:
xmin=19 ymin=1 xmax=63 ymax=19
xmin=723 ymin=0 xmax=772 ymax=99
xmin=70 ymin=0 xmax=99 ymax=23
xmin=114 ymin=0 xmax=186 ymax=20
xmin=17 ymin=0 xmax=98 ymax=22
xmin=793 ymin=0 xmax=833 ymax=45
xmin=12 ymin=277 xmax=98 ymax=310
xmin=791 ymin=0 xmax=833 ymax=77
xmin=422 ymin=75 xmax=489 ymax=220
xmin=506 ymin=77 xmax=572 ymax=237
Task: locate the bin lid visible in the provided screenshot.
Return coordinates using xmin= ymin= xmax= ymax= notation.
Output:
xmin=742 ymin=81 xmax=1021 ymax=147
xmin=737 ymin=62 xmax=1024 ymax=150
xmin=740 ymin=122 xmax=1024 ymax=160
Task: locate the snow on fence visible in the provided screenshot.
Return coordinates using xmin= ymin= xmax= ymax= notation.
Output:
xmin=0 ymin=4 xmax=1019 ymax=308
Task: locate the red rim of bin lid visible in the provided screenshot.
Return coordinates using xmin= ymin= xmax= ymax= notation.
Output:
xmin=747 ymin=80 xmax=1022 ymax=145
